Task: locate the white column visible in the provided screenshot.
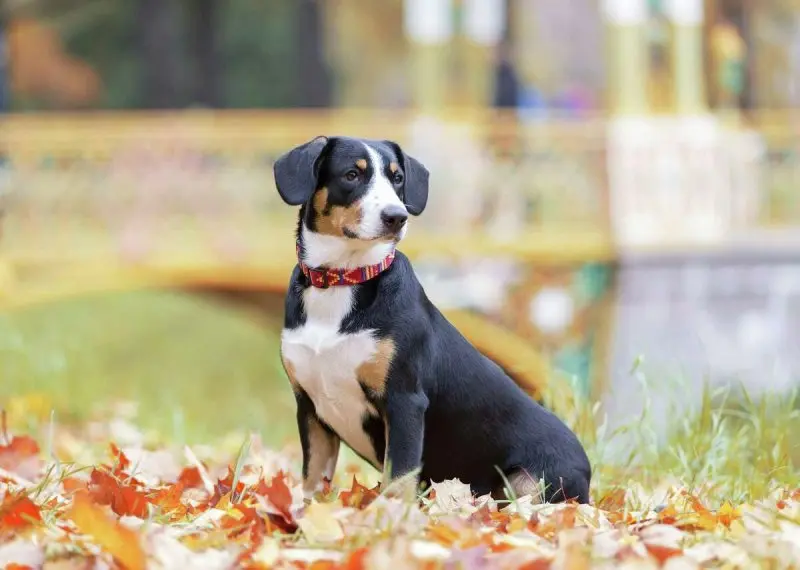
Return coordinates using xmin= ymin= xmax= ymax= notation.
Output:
xmin=404 ymin=0 xmax=453 ymax=111
xmin=602 ymin=0 xmax=649 ymax=116
xmin=665 ymin=0 xmax=706 ymax=114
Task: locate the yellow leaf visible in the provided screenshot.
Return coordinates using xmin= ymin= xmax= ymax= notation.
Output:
xmin=66 ymin=493 xmax=146 ymax=570
xmin=297 ymin=502 xmax=344 ymax=544
xmin=717 ymin=501 xmax=742 ymax=528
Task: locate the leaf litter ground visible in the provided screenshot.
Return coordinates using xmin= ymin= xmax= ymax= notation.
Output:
xmin=1 ymin=391 xmax=799 ymax=570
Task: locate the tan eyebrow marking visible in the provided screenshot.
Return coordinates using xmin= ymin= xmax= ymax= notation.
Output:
xmin=355 ymin=159 xmax=368 ymax=170
xmin=389 ymin=162 xmax=399 ymax=173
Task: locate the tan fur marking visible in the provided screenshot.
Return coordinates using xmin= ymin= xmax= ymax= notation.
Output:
xmin=355 ymin=159 xmax=368 ymax=170
xmin=389 ymin=162 xmax=399 ymax=173
xmin=313 ymin=186 xmax=363 ymax=237
xmin=281 ymin=355 xmax=300 ymax=392
xmin=357 ymin=338 xmax=395 ymax=395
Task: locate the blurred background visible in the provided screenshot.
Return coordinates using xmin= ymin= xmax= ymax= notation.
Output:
xmin=0 ymin=0 xmax=798 ymax=448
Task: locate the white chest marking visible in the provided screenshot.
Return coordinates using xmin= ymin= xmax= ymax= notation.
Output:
xmin=281 ymin=285 xmax=381 ymax=466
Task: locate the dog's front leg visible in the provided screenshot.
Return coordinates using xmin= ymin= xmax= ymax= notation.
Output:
xmin=296 ymin=390 xmax=340 ymax=502
xmin=382 ymin=391 xmax=428 ymax=500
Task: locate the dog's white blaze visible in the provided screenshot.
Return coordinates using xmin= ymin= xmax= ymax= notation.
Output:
xmin=281 ymin=285 xmax=382 ymax=468
xmin=359 ymin=143 xmax=407 ymax=240
xmin=301 ymin=228 xmax=395 ymax=269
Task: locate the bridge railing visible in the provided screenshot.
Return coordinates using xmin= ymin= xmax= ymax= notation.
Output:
xmin=1 ymin=109 xmax=800 ymax=272
xmin=0 ymin=110 xmax=612 ymax=270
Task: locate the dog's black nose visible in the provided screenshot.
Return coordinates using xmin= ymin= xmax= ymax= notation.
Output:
xmin=380 ymin=206 xmax=408 ymax=233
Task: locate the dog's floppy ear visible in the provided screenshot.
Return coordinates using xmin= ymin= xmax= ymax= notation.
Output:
xmin=273 ymin=136 xmax=329 ymax=206
xmin=387 ymin=141 xmax=429 ymax=216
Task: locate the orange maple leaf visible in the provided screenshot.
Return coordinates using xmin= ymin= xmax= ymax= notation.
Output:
xmin=67 ymin=492 xmax=146 ymax=570
xmin=0 ymin=494 xmax=42 ymax=531
xmin=62 ymin=477 xmax=87 ymax=494
xmin=519 ymin=559 xmax=552 ymax=570
xmin=597 ymin=487 xmax=626 ymax=512
xmin=341 ymin=547 xmax=369 ymax=570
xmin=427 ymin=522 xmax=462 ymax=546
xmin=682 ymin=494 xmax=718 ymax=530
xmin=149 ymin=481 xmax=187 ymax=518
xmin=88 ymin=469 xmax=150 ymax=518
xmin=657 ymin=504 xmax=679 ymax=526
xmin=212 ymin=467 xmax=246 ymax=505
xmin=0 ymin=412 xmax=41 ymax=477
xmin=716 ymin=501 xmax=741 ymax=528
xmin=109 ymin=443 xmax=130 ymax=476
xmin=645 ymin=544 xmax=683 ymax=564
xmin=177 ymin=466 xmax=205 ymax=489
xmin=253 ymin=471 xmax=297 ymax=533
xmin=339 ymin=476 xmax=379 ymax=509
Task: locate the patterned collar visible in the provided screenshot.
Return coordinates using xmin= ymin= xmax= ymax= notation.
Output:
xmin=296 ymin=242 xmax=396 ymax=289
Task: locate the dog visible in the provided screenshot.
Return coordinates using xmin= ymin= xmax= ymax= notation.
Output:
xmin=275 ymin=135 xmax=591 ymax=504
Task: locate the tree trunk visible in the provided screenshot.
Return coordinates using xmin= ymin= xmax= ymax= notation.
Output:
xmin=295 ymin=0 xmax=331 ymax=107
xmin=188 ymin=0 xmax=221 ymax=107
xmin=136 ymin=0 xmax=185 ymax=109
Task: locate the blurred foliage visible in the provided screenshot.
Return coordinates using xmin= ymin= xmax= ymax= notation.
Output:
xmin=0 ymin=290 xmax=296 ymax=445
xmin=8 ymin=0 xmax=310 ymax=109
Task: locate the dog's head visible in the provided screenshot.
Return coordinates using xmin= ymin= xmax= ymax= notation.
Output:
xmin=274 ymin=136 xmax=429 ymax=245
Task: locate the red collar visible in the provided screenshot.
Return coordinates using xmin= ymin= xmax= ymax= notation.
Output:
xmin=296 ymin=243 xmax=396 ymax=288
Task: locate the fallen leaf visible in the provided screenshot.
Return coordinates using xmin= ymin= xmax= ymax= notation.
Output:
xmin=149 ymin=482 xmax=187 ymax=519
xmin=255 ymin=471 xmax=297 ymax=532
xmin=66 ymin=492 xmax=146 ymax=570
xmin=0 ymin=424 xmax=41 ymax=480
xmin=297 ymin=501 xmax=345 ymax=544
xmin=87 ymin=469 xmax=150 ymax=518
xmin=597 ymin=487 xmax=626 ymax=512
xmin=716 ymin=501 xmax=741 ymax=528
xmin=645 ymin=544 xmax=683 ymax=564
xmin=428 ymin=479 xmax=473 ymax=515
xmin=177 ymin=466 xmax=204 ymax=489
xmin=0 ymin=495 xmax=42 ymax=531
xmin=339 ymin=476 xmax=379 ymax=510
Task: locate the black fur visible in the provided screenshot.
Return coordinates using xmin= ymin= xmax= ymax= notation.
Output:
xmin=279 ymin=136 xmax=591 ymax=504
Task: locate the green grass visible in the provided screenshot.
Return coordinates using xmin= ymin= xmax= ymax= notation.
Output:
xmin=1 ymin=290 xmax=799 ymax=504
xmin=0 ymin=289 xmax=297 ymax=446
xmin=548 ymin=364 xmax=800 ymax=505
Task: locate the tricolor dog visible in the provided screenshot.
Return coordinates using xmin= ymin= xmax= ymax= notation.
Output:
xmin=275 ymin=136 xmax=591 ymax=504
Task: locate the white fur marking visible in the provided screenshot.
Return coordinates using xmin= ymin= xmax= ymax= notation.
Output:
xmin=282 ymin=285 xmax=382 ymax=468
xmin=360 ymin=144 xmax=407 ymax=240
xmin=301 ymin=228 xmax=395 ymax=270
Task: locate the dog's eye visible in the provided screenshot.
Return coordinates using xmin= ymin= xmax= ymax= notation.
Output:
xmin=344 ymin=170 xmax=359 ymax=182
xmin=392 ymin=172 xmax=404 ymax=185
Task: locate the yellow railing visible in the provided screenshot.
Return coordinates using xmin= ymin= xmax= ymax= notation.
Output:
xmin=0 ymin=110 xmax=614 ymax=274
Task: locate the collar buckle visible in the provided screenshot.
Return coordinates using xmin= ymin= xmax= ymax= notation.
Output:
xmin=319 ymin=270 xmax=331 ymax=289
